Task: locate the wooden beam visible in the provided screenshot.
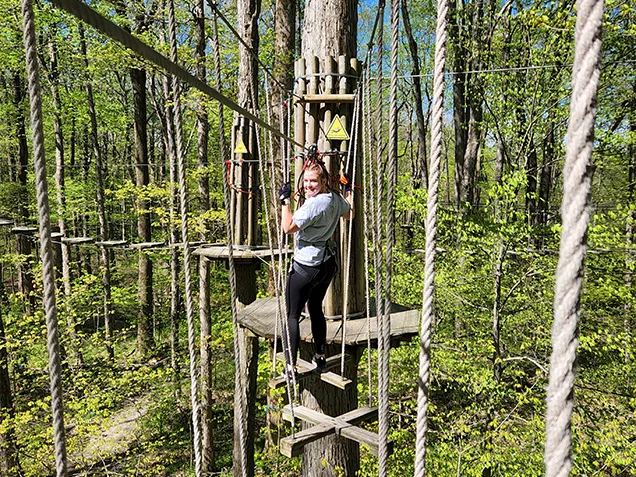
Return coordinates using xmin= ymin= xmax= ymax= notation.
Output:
xmin=297 ymin=93 xmax=355 ymax=104
xmin=281 ymin=404 xmax=389 ymax=456
xmin=279 ymin=423 xmax=334 ymax=458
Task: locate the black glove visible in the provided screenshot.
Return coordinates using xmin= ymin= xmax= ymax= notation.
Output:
xmin=340 ymin=172 xmax=353 ymax=193
xmin=279 ymin=182 xmax=291 ymax=203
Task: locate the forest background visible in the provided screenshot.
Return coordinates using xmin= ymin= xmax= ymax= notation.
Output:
xmin=0 ymin=0 xmax=635 ymax=475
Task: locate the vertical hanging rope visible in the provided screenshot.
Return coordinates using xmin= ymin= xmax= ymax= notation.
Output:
xmin=545 ymin=0 xmax=604 ymax=476
xmin=414 ymin=0 xmax=448 ymax=473
xmin=166 ymin=0 xmax=202 ymax=474
xmin=210 ymin=11 xmax=249 ymax=477
xmin=378 ymin=0 xmax=400 ymax=473
xmin=21 ymin=0 xmax=68 ymax=475
xmin=362 ymin=70 xmax=374 ymax=406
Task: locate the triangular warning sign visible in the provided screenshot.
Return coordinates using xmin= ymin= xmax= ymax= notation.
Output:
xmin=326 ymin=115 xmax=350 ymax=141
xmin=234 ymin=139 xmax=248 ymax=154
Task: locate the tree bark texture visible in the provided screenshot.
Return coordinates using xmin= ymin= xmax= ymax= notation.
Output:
xmin=300 ymin=343 xmax=361 ymax=477
xmin=302 ymin=0 xmax=357 ymax=59
xmin=132 ymin=65 xmax=154 ymax=357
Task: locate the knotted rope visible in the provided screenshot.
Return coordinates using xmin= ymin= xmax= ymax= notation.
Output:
xmin=544 ymin=0 xmax=604 ymax=476
xmin=414 ymin=0 xmax=448 ymax=473
xmin=167 ymin=0 xmax=202 ymax=474
xmin=21 ymin=0 xmax=68 ymax=474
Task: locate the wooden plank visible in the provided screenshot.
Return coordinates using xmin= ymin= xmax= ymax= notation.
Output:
xmin=280 ymin=404 xmax=389 ymax=455
xmin=296 ymin=357 xmax=352 ymax=390
xmin=12 ymin=226 xmax=37 ymax=234
xmin=95 ymin=240 xmax=128 ymax=247
xmin=298 ymin=93 xmax=355 ymax=103
xmin=280 ymin=423 xmax=334 ymax=458
xmin=61 ymin=237 xmax=94 ymax=245
xmin=0 ymin=218 xmax=13 ymax=227
xmin=282 ymin=405 xmax=377 ymax=427
xmin=130 ymin=241 xmax=165 ymax=250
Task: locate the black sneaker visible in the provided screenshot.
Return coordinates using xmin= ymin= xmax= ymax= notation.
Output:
xmin=312 ymin=354 xmax=327 ymax=373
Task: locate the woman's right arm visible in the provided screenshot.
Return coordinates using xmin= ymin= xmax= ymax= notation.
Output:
xmin=282 ymin=201 xmax=300 ymax=234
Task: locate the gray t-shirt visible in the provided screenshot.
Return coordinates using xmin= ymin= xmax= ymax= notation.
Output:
xmin=292 ymin=191 xmax=350 ymax=266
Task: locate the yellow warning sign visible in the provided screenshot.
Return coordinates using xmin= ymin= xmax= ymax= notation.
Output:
xmin=234 ymin=139 xmax=248 ymax=154
xmin=326 ymin=115 xmax=350 ymax=141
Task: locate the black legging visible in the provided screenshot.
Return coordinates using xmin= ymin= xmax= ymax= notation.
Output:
xmin=285 ymin=257 xmax=337 ymax=365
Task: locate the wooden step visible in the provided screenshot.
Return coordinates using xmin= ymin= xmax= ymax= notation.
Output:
xmin=268 ymin=354 xmax=352 ymax=390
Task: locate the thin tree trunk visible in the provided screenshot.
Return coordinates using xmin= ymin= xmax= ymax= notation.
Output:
xmin=0 ymin=308 xmax=20 ymax=476
xmin=80 ymin=24 xmax=113 ymax=360
xmin=193 ymin=0 xmax=214 ymax=469
xmin=400 ymin=0 xmax=428 ymax=189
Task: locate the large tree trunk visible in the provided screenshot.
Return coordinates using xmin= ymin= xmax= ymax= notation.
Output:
xmin=300 ymin=344 xmax=361 ymax=477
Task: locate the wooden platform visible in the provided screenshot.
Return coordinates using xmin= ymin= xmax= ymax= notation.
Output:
xmin=238 ymin=297 xmax=419 ymax=347
xmin=11 ymin=226 xmax=37 ymax=235
xmin=193 ymin=244 xmax=292 ymax=261
xmin=95 ymin=240 xmax=128 ymax=247
xmin=280 ymin=405 xmax=391 ymax=458
xmin=0 ymin=218 xmax=13 ymax=227
xmin=61 ymin=236 xmax=95 ymax=245
xmin=130 ymin=241 xmax=166 ymax=250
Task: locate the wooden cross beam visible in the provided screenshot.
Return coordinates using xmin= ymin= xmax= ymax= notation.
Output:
xmin=268 ymin=354 xmax=352 ymax=391
xmin=280 ymin=405 xmax=392 ymax=458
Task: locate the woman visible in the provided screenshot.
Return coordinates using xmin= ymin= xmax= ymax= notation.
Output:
xmin=279 ymin=159 xmax=354 ymax=380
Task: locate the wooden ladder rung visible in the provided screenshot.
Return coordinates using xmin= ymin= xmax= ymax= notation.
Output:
xmin=280 ymin=404 xmax=392 ymax=456
xmin=268 ymin=354 xmax=352 ymax=390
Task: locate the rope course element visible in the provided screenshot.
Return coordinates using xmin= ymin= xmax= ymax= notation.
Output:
xmin=21 ymin=0 xmax=68 ymax=474
xmin=544 ymin=0 xmax=605 ymax=475
xmin=209 ymin=9 xmax=249 ymax=476
xmin=48 ymin=0 xmax=302 ymax=151
xmin=166 ymin=0 xmax=203 ymax=474
xmin=377 ymin=0 xmax=401 ymax=473
xmin=414 ymin=0 xmax=448 ymax=472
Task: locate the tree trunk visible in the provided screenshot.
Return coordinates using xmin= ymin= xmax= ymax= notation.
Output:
xmin=400 ymin=0 xmax=428 ymax=189
xmin=0 ymin=309 xmax=20 ymax=476
xmin=80 ymin=24 xmax=113 ymax=361
xmin=12 ymin=72 xmax=34 ymax=305
xmin=49 ymin=30 xmax=83 ymax=367
xmin=193 ymin=0 xmax=214 ymax=469
xmin=132 ymin=65 xmax=154 ymax=358
xmin=301 ymin=344 xmax=361 ymax=477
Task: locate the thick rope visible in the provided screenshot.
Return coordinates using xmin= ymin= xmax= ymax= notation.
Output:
xmin=166 ymin=0 xmax=203 ymax=474
xmin=378 ymin=0 xmax=400 ymax=473
xmin=362 ymin=69 xmax=374 ymax=406
xmin=210 ymin=11 xmax=249 ymax=477
xmin=21 ymin=0 xmax=68 ymax=474
xmin=414 ymin=0 xmax=448 ymax=473
xmin=341 ymin=93 xmax=361 ymax=378
xmin=544 ymin=0 xmax=604 ymax=475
